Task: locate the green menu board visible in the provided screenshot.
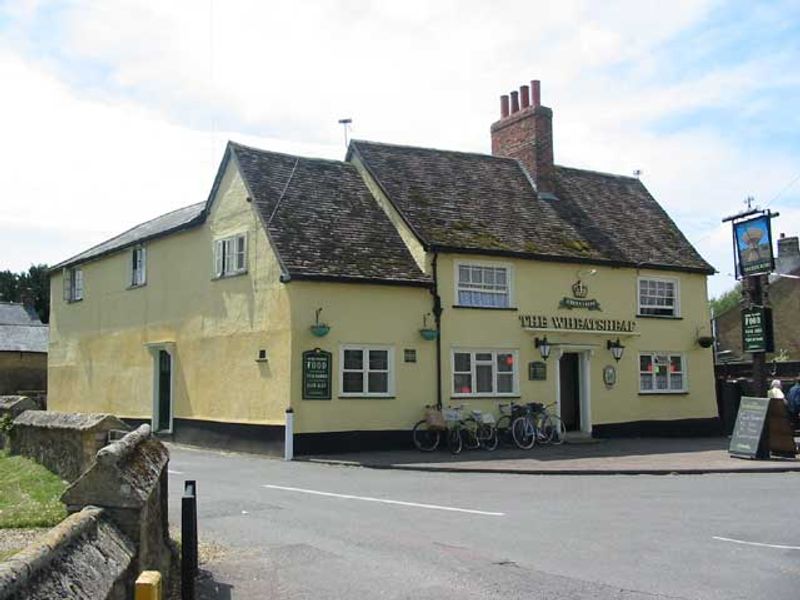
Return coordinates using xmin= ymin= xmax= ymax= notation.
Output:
xmin=302 ymin=349 xmax=331 ymax=400
xmin=742 ymin=307 xmax=774 ymax=353
xmin=729 ymin=396 xmax=769 ymax=459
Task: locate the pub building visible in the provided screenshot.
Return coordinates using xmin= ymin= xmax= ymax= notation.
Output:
xmin=48 ymin=80 xmax=718 ymax=454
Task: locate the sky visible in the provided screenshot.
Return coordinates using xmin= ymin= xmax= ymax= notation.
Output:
xmin=0 ymin=0 xmax=798 ymax=298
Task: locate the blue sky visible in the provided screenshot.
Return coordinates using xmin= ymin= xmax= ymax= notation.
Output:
xmin=0 ymin=0 xmax=798 ymax=298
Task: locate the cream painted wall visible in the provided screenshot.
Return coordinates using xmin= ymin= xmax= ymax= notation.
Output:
xmin=49 ymin=161 xmax=292 ymax=426
xmin=435 ymin=254 xmax=717 ymax=429
xmin=287 ymin=281 xmax=434 ymax=434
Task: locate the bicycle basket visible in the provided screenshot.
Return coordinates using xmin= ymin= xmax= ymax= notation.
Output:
xmin=425 ymin=408 xmax=447 ymax=430
xmin=480 ymin=413 xmax=495 ymax=425
xmin=443 ymin=408 xmax=461 ymax=422
xmin=528 ymin=402 xmax=544 ymax=413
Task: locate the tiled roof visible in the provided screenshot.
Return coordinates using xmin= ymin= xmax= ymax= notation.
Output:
xmin=350 ymin=140 xmax=714 ymax=274
xmin=53 ymin=202 xmax=206 ymax=270
xmin=230 ymin=142 xmax=430 ymax=285
xmin=0 ymin=303 xmax=48 ymax=353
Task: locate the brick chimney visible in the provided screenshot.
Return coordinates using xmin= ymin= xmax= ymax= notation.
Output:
xmin=490 ymin=79 xmax=556 ymax=199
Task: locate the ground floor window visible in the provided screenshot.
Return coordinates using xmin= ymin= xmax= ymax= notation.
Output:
xmin=639 ymin=353 xmax=686 ymax=393
xmin=452 ymin=349 xmax=517 ymax=397
xmin=340 ymin=345 xmax=394 ymax=397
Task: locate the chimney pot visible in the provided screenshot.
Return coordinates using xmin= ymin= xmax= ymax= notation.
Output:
xmin=520 ymin=85 xmax=530 ymax=109
xmin=531 ymin=80 xmax=541 ymax=107
xmin=510 ymin=91 xmax=520 ymax=113
xmin=500 ymin=95 xmax=510 ymax=118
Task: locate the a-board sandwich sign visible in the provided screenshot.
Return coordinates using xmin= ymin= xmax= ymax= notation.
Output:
xmin=302 ymin=348 xmax=332 ymax=400
xmin=729 ymin=396 xmax=770 ymax=459
xmin=734 ymin=214 xmax=775 ymax=277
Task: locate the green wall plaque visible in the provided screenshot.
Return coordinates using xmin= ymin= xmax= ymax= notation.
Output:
xmin=302 ymin=349 xmax=332 ymax=400
xmin=742 ymin=306 xmax=774 ymax=353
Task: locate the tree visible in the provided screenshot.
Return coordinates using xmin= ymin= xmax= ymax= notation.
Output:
xmin=709 ymin=283 xmax=741 ymax=317
xmin=0 ymin=265 xmax=50 ymax=323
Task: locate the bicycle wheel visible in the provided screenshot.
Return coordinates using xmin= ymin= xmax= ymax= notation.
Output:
xmin=412 ymin=419 xmax=440 ymax=452
xmin=511 ymin=416 xmax=535 ymax=450
xmin=548 ymin=416 xmax=567 ymax=445
xmin=495 ymin=415 xmax=512 ymax=446
xmin=536 ymin=415 xmax=555 ymax=445
xmin=461 ymin=417 xmax=481 ymax=450
xmin=479 ymin=423 xmax=498 ymax=451
xmin=447 ymin=426 xmax=463 ymax=454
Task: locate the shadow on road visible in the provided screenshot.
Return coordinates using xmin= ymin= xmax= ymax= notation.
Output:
xmin=197 ymin=569 xmax=234 ymax=600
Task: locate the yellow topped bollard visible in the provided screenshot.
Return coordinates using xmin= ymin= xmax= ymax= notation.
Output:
xmin=135 ymin=570 xmax=162 ymax=600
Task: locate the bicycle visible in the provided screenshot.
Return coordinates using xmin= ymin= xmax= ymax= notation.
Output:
xmin=510 ymin=403 xmax=538 ymax=450
xmin=411 ymin=405 xmax=444 ymax=452
xmin=532 ymin=402 xmax=567 ymax=445
xmin=442 ymin=405 xmax=467 ymax=454
xmin=496 ymin=402 xmax=523 ymax=447
xmin=462 ymin=409 xmax=498 ymax=451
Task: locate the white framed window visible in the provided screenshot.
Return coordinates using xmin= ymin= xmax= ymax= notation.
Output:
xmin=455 ymin=262 xmax=512 ymax=308
xmin=63 ymin=267 xmax=84 ymax=302
xmin=639 ymin=353 xmax=686 ymax=393
xmin=452 ymin=349 xmax=518 ymax=397
xmin=339 ymin=345 xmax=394 ymax=397
xmin=638 ymin=277 xmax=679 ymax=317
xmin=214 ymin=233 xmax=248 ymax=278
xmin=130 ymin=245 xmax=147 ymax=287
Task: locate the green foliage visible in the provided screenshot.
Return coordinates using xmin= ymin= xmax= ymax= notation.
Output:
xmin=709 ymin=283 xmax=742 ymax=317
xmin=0 ymin=264 xmax=50 ymax=323
xmin=0 ymin=415 xmax=14 ymax=436
xmin=0 ymin=452 xmax=67 ymax=528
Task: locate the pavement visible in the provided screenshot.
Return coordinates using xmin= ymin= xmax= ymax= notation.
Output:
xmin=301 ymin=436 xmax=800 ymax=475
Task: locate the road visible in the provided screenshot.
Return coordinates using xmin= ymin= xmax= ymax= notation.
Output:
xmin=167 ymin=445 xmax=800 ymax=599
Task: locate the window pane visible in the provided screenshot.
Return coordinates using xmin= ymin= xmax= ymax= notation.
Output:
xmin=475 ymin=353 xmax=492 ymax=362
xmin=476 ymin=364 xmax=493 ymax=393
xmin=497 ymin=373 xmax=514 ymax=393
xmin=655 ymin=364 xmax=668 ymax=389
xmin=670 ymin=374 xmax=683 ymax=390
xmin=344 ymin=349 xmax=363 ymax=370
xmin=369 ymin=350 xmax=388 ymax=371
xmin=368 ymin=372 xmax=388 ymax=394
xmin=497 ymin=353 xmax=513 ymax=372
xmin=495 ymin=268 xmax=507 ymax=286
xmin=458 ymin=265 xmax=470 ymax=283
xmin=343 ymin=372 xmax=363 ymax=393
xmin=454 ymin=353 xmax=471 ymax=372
xmin=670 ymin=355 xmax=683 ymax=373
xmin=454 ymin=374 xmax=472 ymax=394
xmin=471 ymin=267 xmax=483 ymax=284
xmin=640 ymin=375 xmax=653 ymax=390
xmin=639 ymin=355 xmax=652 ymax=372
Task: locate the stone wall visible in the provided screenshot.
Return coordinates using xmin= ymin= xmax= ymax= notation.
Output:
xmin=0 ymin=506 xmax=135 ymax=600
xmin=0 ymin=396 xmax=38 ymax=450
xmin=0 ymin=352 xmax=47 ymax=395
xmin=9 ymin=411 xmax=129 ymax=482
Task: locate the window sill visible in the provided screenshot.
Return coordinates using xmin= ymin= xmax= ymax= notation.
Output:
xmin=65 ymin=298 xmax=83 ymax=304
xmin=638 ymin=391 xmax=689 ymax=396
xmin=452 ymin=305 xmax=517 ymax=311
xmin=338 ymin=395 xmax=395 ymax=400
xmin=127 ymin=283 xmax=147 ymax=290
xmin=211 ymin=271 xmax=248 ymax=281
xmin=636 ymin=314 xmax=682 ymax=320
xmin=450 ymin=395 xmax=521 ymax=400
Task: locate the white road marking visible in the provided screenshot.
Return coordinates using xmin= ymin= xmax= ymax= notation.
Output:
xmin=713 ymin=536 xmax=800 ymax=551
xmin=263 ymin=484 xmax=505 ymax=516
xmin=167 ymin=469 xmax=184 ymax=475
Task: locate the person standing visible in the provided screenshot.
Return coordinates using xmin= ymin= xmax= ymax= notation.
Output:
xmin=767 ymin=379 xmax=785 ymax=401
xmin=787 ymin=377 xmax=800 ymax=418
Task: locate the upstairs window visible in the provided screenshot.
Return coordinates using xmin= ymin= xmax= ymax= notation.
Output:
xmin=638 ymin=277 xmax=679 ymax=317
xmin=130 ymin=246 xmax=147 ymax=287
xmin=63 ymin=267 xmax=84 ymax=302
xmin=456 ymin=263 xmax=511 ymax=308
xmin=639 ymin=353 xmax=686 ymax=393
xmin=214 ymin=233 xmax=247 ymax=278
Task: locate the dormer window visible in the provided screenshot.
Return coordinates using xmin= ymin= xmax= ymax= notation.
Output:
xmin=130 ymin=246 xmax=147 ymax=287
xmin=214 ymin=233 xmax=248 ymax=278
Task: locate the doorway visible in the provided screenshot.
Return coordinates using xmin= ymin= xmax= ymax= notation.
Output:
xmin=154 ymin=349 xmax=173 ymax=433
xmin=559 ymin=352 xmax=581 ymax=431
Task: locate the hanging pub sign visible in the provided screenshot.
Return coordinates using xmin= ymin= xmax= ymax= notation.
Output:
xmin=302 ymin=348 xmax=332 ymax=400
xmin=733 ymin=214 xmax=775 ymax=277
xmin=741 ymin=306 xmax=774 ymax=353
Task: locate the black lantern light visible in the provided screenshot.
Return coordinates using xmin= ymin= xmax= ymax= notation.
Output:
xmin=607 ymin=338 xmax=625 ymax=362
xmin=534 ymin=336 xmax=552 ymax=360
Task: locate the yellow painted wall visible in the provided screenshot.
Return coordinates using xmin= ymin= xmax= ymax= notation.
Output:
xmin=287 ymin=281 xmax=434 ymax=434
xmin=435 ymin=254 xmax=717 ymax=429
xmin=48 ymin=161 xmax=292 ymax=426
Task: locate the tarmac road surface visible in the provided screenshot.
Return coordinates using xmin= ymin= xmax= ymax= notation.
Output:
xmin=167 ymin=445 xmax=800 ymax=599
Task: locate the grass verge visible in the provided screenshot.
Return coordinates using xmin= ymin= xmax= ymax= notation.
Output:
xmin=0 ymin=451 xmax=67 ymax=529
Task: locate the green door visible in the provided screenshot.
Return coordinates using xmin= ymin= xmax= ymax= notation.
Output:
xmin=157 ymin=350 xmax=172 ymax=432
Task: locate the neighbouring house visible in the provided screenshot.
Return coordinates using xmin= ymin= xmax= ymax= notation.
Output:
xmin=0 ymin=301 xmax=48 ymax=395
xmin=715 ymin=233 xmax=800 ymax=361
xmin=48 ymin=80 xmax=718 ymax=454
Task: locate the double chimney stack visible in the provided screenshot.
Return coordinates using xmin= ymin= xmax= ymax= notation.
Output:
xmin=490 ymin=79 xmax=556 ymax=199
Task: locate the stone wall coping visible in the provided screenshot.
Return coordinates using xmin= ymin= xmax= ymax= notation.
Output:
xmin=97 ymin=424 xmax=151 ymax=466
xmin=0 ymin=506 xmax=134 ymax=599
xmin=0 ymin=396 xmax=31 ymax=410
xmin=13 ymin=410 xmax=128 ymax=432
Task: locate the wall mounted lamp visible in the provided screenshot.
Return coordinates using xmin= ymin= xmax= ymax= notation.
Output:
xmin=534 ymin=336 xmax=552 ymax=360
xmin=607 ymin=338 xmax=625 ymax=362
